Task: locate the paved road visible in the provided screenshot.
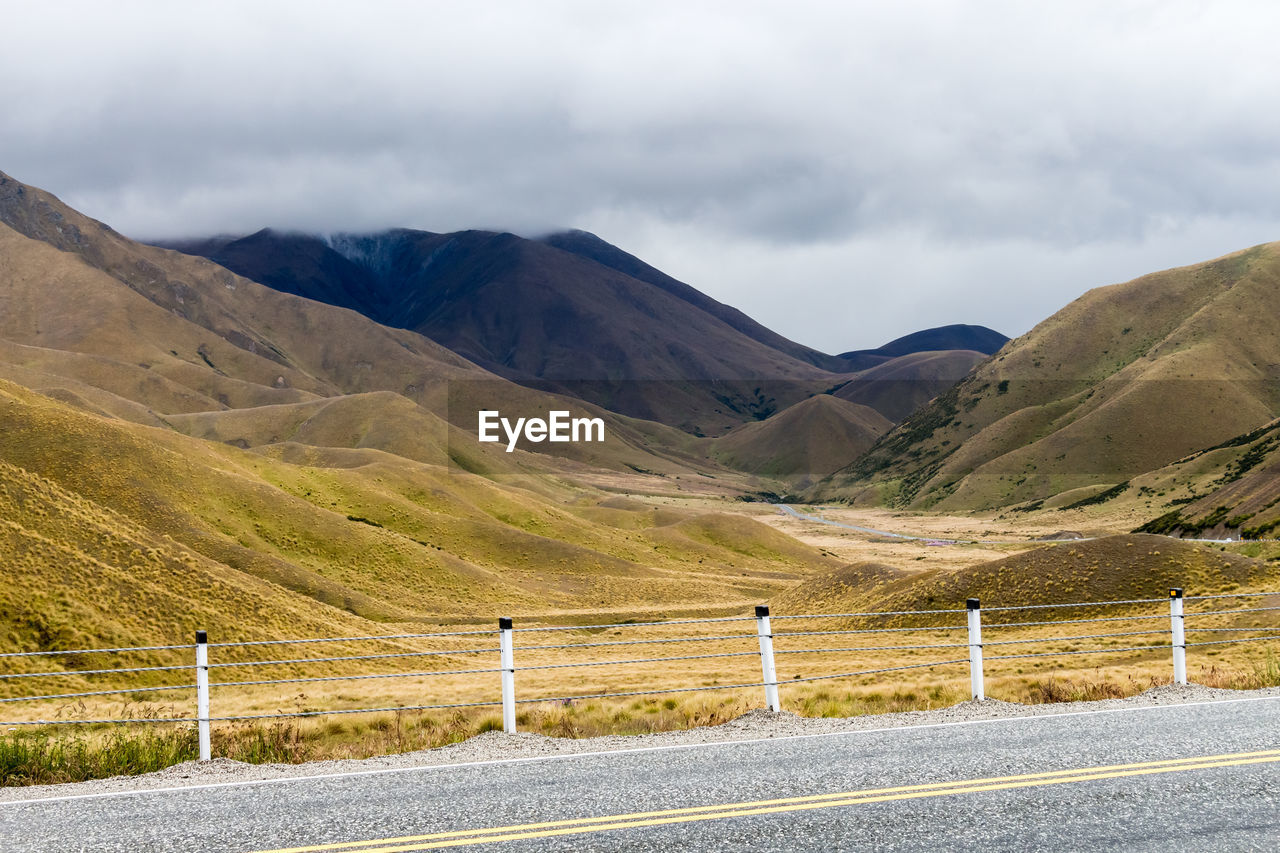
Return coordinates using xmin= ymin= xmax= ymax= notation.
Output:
xmin=3 ymin=698 xmax=1278 ymax=852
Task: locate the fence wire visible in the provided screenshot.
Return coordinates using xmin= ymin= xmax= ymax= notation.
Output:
xmin=517 ymin=634 xmax=755 ymax=651
xmin=1187 ymin=606 xmax=1280 ymax=616
xmin=775 ymin=643 xmax=968 ymax=654
xmin=0 ymin=644 xmax=192 ymax=659
xmin=772 ymin=609 xmax=965 ymax=620
xmin=0 ymin=663 xmax=194 ymax=680
xmin=983 ymin=630 xmax=1169 ymax=646
xmin=782 ymin=658 xmax=969 ymax=685
xmin=981 ymin=597 xmax=1166 ymax=612
xmin=513 ymin=616 xmax=757 ymax=633
xmin=205 ymin=648 xmax=500 ymax=669
xmin=1185 ymin=636 xmax=1280 ymax=648
xmin=212 ymin=667 xmax=504 ymax=690
xmin=984 ymin=614 xmax=1169 ymax=629
xmin=987 ymin=644 xmax=1170 ymax=662
xmin=518 ymin=651 xmax=760 ymax=671
xmin=773 ymin=626 xmax=966 ymax=638
xmin=3 ymin=591 xmax=1277 ymax=731
xmin=0 ymin=684 xmax=194 ymax=704
xmin=209 ymin=629 xmax=495 ymax=648
xmin=514 ymin=681 xmax=766 ymax=704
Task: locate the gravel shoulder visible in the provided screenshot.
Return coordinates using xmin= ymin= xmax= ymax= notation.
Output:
xmin=3 ymin=684 xmax=1276 ymax=803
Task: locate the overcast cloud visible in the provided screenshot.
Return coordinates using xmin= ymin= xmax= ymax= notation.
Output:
xmin=5 ymin=0 xmax=1280 ymax=352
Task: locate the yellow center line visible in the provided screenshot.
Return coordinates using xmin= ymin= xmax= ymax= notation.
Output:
xmin=248 ymin=749 xmax=1280 ymax=853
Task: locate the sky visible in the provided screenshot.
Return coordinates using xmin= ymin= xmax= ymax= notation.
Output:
xmin=5 ymin=0 xmax=1280 ymax=353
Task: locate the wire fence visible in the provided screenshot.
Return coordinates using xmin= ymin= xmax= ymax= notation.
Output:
xmin=1 ymin=588 xmax=1276 ymax=757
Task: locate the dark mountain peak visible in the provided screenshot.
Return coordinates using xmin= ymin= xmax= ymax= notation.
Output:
xmin=838 ymin=324 xmax=1008 ymax=364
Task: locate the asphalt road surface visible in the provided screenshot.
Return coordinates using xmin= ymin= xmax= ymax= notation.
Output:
xmin=3 ymin=697 xmax=1277 ymax=852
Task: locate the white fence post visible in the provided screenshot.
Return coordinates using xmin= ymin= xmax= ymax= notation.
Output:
xmin=755 ymin=605 xmax=781 ymax=712
xmin=499 ymin=617 xmax=516 ymax=732
xmin=966 ymin=599 xmax=984 ymax=701
xmin=1170 ymin=588 xmax=1187 ymax=685
xmin=195 ymin=630 xmax=211 ymax=762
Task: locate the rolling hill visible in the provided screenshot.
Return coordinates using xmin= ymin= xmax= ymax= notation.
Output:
xmin=710 ymin=394 xmax=891 ymax=485
xmin=818 ymin=242 xmax=1280 ymax=511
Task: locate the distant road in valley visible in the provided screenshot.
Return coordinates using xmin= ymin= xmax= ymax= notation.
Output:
xmin=3 ymin=698 xmax=1277 ymax=851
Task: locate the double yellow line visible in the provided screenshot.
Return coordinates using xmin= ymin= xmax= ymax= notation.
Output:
xmin=250 ymin=749 xmax=1280 ymax=852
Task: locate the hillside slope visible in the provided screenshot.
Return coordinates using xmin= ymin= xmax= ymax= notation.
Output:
xmin=1132 ymin=419 xmax=1280 ymax=540
xmin=833 ymin=349 xmax=988 ymax=422
xmin=818 ymin=243 xmax=1280 ymax=510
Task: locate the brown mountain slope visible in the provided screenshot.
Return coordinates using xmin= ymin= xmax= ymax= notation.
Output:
xmin=818 ymin=243 xmax=1280 ymax=510
xmin=833 ymin=349 xmax=988 ymax=422
xmin=1132 ymin=419 xmax=1280 ymax=540
xmin=711 ymin=394 xmax=891 ymax=484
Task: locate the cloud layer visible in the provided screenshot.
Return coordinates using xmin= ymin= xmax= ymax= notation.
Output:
xmin=5 ymin=1 xmax=1280 ymax=351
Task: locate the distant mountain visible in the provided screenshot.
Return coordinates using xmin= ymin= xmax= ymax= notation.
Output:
xmin=818 ymin=243 xmax=1280 ymax=510
xmin=837 ymin=324 xmax=1008 ymax=370
xmin=159 ymin=228 xmax=842 ymax=435
xmin=540 ymin=230 xmax=850 ymax=372
xmin=832 ymin=349 xmax=988 ymax=423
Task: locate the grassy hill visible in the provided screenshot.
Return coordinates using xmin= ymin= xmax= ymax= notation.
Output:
xmin=0 ymin=172 xmax=762 ymax=481
xmin=0 ymin=377 xmax=843 ymax=654
xmin=710 ymin=394 xmax=891 ymax=485
xmin=818 ymin=243 xmax=1280 ymax=511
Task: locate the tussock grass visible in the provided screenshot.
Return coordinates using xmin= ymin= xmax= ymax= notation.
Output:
xmin=0 ymin=727 xmax=196 ymax=786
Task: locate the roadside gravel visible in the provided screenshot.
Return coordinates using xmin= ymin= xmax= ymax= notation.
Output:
xmin=2 ymin=684 xmax=1275 ymax=803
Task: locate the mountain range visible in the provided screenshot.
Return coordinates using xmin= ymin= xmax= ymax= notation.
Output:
xmin=156 ymin=228 xmax=1005 ymax=435
xmin=7 ymin=160 xmax=1279 ymax=662
xmin=0 ymin=167 xmax=1017 ymax=650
